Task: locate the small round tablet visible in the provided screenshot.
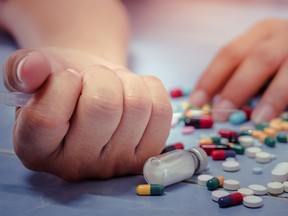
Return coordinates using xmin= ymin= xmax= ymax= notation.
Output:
xmin=222 ymin=161 xmax=240 ymax=172
xmin=238 ymin=188 xmax=254 ymax=197
xmin=255 ymin=152 xmax=271 ymax=163
xmin=238 ymin=136 xmax=254 ymax=147
xmin=252 ymin=167 xmax=263 ymax=175
xmin=248 ymin=184 xmax=267 ymax=195
xmin=211 ymin=190 xmax=230 ymax=202
xmin=243 ymin=195 xmax=263 ymax=208
xmin=197 ymin=174 xmax=213 ymax=186
xmin=246 ymin=147 xmax=261 ymax=158
xmin=267 ymin=182 xmax=284 ymax=195
xmin=283 ymin=181 xmax=288 ymax=192
xmin=223 ymin=179 xmax=240 ymax=191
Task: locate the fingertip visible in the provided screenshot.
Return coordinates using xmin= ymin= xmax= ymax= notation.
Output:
xmin=189 ymin=90 xmax=209 ymax=107
xmin=4 ymin=49 xmax=52 ymax=93
xmin=251 ymin=103 xmax=277 ymax=124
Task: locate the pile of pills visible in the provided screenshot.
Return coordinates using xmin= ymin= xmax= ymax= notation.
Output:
xmin=136 ymin=96 xmax=288 ymax=211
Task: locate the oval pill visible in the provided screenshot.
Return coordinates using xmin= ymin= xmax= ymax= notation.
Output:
xmin=136 ymin=184 xmax=164 ymax=196
xmin=238 ymin=188 xmax=254 ymax=197
xmin=222 ymin=161 xmax=240 ymax=172
xmin=255 ymin=152 xmax=271 ymax=163
xmin=248 ymin=184 xmax=267 ymax=195
xmin=229 ymin=111 xmax=247 ymax=125
xmin=182 ymin=126 xmax=195 ymax=135
xmin=267 ymin=182 xmax=284 ymax=195
xmin=211 ymin=190 xmax=230 ymax=202
xmin=238 ymin=135 xmax=254 ymax=147
xmin=246 ymin=147 xmax=262 ymax=158
xmin=223 ymin=179 xmax=240 ymax=191
xmin=243 ymin=195 xmax=263 ymax=208
xmin=197 ymin=174 xmax=213 ymax=186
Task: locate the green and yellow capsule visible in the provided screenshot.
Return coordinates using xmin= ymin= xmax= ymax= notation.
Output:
xmin=199 ymin=136 xmax=221 ymax=145
xmin=255 ymin=122 xmax=270 ymax=131
xmin=228 ymin=143 xmax=245 ymax=154
xmin=136 ymin=184 xmax=164 ymax=196
xmin=206 ymin=176 xmax=224 ymax=191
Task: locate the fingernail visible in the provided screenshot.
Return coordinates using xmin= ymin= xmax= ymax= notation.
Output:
xmin=189 ymin=90 xmax=209 ymax=106
xmin=251 ymin=104 xmax=276 ymax=124
xmin=16 ymin=55 xmax=30 ymax=83
xmin=213 ymin=99 xmax=236 ymax=121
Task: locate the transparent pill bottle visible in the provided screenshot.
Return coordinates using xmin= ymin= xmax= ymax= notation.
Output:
xmin=143 ymin=147 xmax=208 ymax=187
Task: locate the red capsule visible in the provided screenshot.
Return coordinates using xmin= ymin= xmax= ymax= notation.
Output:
xmin=161 ymin=142 xmax=184 ymax=153
xmin=200 ymin=144 xmax=229 ymax=155
xmin=242 ymin=106 xmax=252 ymax=120
xmin=218 ymin=192 xmax=243 ymax=208
xmin=184 ymin=115 xmax=214 ymax=129
xmin=170 ymin=89 xmax=183 ymax=98
xmin=211 ymin=150 xmax=236 ymax=160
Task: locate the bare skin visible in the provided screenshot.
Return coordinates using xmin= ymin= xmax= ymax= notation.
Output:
xmin=190 ymin=19 xmax=288 ymax=123
xmin=0 ymin=0 xmax=172 ymax=181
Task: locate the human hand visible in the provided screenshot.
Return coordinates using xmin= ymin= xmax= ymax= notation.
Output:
xmin=190 ymin=19 xmax=288 ymax=123
xmin=3 ymin=47 xmax=172 ymax=181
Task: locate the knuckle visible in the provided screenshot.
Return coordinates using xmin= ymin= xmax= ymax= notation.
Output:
xmin=218 ymin=45 xmax=242 ymax=62
xmin=124 ymin=94 xmax=152 ymax=116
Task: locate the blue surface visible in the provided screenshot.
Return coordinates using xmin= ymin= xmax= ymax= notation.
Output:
xmin=1 ymin=1 xmax=288 ymax=215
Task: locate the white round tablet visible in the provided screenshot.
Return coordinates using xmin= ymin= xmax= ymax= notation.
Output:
xmin=197 ymin=174 xmax=213 ymax=186
xmin=246 ymin=147 xmax=262 ymax=158
xmin=238 ymin=188 xmax=254 ymax=197
xmin=223 ymin=179 xmax=240 ymax=191
xmin=238 ymin=135 xmax=254 ymax=147
xmin=267 ymin=182 xmax=284 ymax=195
xmin=283 ymin=181 xmax=288 ymax=192
xmin=222 ymin=161 xmax=240 ymax=172
xmin=211 ymin=190 xmax=230 ymax=202
xmin=225 ymin=157 xmax=236 ymax=161
xmin=255 ymin=152 xmax=271 ymax=163
xmin=248 ymin=184 xmax=267 ymax=195
xmin=243 ymin=196 xmax=263 ymax=208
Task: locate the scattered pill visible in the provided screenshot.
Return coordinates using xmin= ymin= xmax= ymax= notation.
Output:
xmin=199 ymin=136 xmax=221 ymax=145
xmin=199 ymin=144 xmax=229 ymax=155
xmin=269 ymin=118 xmax=283 ymax=131
xmin=227 ymin=143 xmax=245 ymax=155
xmin=267 ymin=182 xmax=284 ymax=195
xmin=271 ymin=162 xmax=288 ymax=182
xmin=252 ymin=167 xmax=263 ymax=175
xmin=220 ymin=138 xmax=229 ymax=145
xmin=223 ymin=179 xmax=240 ymax=191
xmin=161 ymin=142 xmax=184 ymax=154
xmin=211 ymin=150 xmax=236 ymax=160
xmin=222 ymin=161 xmax=240 ymax=172
xmin=225 ymin=157 xmax=236 ymax=161
xmin=218 ymin=192 xmax=243 ymax=208
xmin=211 ymin=190 xmax=230 ymax=202
xmin=237 ymin=188 xmax=254 ymax=197
xmin=248 ymin=184 xmax=267 ymax=195
xmin=260 ymin=135 xmax=276 ymax=148
xmin=283 ymin=181 xmax=288 ymax=192
xmin=136 ymin=184 xmax=164 ymax=196
xmin=182 ymin=126 xmax=195 ymax=135
xmin=238 ymin=136 xmax=254 ymax=147
xmin=263 ymin=127 xmax=276 ymax=138
xmin=197 ymin=174 xmax=213 ymax=186
xmin=206 ymin=176 xmax=224 ymax=191
xmin=243 ymin=196 xmax=263 ymax=208
xmin=276 ymin=133 xmax=288 ymax=143
xmin=184 ymin=115 xmax=214 ymax=129
xmin=255 ymin=152 xmax=271 ymax=163
xmin=281 ymin=112 xmax=288 ymax=121
xmin=239 ymin=129 xmax=254 ymax=136
xmin=255 ymin=122 xmax=269 ymax=130
xmin=229 ymin=111 xmax=247 ymax=125
xmin=246 ymin=147 xmax=262 ymax=158
xmin=218 ymin=129 xmax=238 ymax=141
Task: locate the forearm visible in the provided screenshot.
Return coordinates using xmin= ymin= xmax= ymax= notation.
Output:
xmin=0 ymin=0 xmax=130 ymax=65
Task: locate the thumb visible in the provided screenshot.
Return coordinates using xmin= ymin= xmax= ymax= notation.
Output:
xmin=3 ymin=49 xmax=52 ymax=94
